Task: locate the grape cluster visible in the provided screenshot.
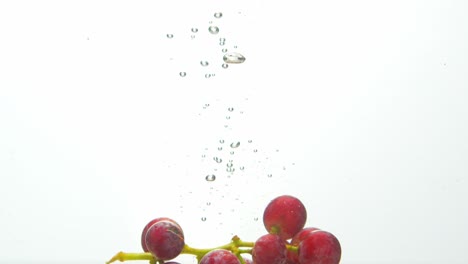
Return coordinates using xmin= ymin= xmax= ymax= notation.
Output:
xmin=106 ymin=195 xmax=341 ymax=264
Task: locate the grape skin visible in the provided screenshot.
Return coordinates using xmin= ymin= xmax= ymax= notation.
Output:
xmin=298 ymin=230 xmax=341 ymax=264
xmin=287 ymin=227 xmax=321 ymax=264
xmin=252 ymin=234 xmax=287 ymax=264
xmin=199 ymin=249 xmax=241 ymax=264
xmin=145 ymin=220 xmax=185 ymax=260
xmin=263 ymin=195 xmax=307 ymax=240
xmin=141 ymin=217 xmax=183 ymax=252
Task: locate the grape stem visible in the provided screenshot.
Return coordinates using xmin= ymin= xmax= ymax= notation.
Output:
xmin=105 ymin=235 xmax=294 ymax=263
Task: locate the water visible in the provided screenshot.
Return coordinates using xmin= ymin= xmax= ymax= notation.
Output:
xmin=223 ymin=52 xmax=246 ymax=64
xmin=205 ymin=174 xmax=216 ymax=182
xmin=208 ymin=26 xmax=219 ymax=34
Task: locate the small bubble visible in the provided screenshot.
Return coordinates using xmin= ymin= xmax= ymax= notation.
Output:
xmin=230 ymin=142 xmax=240 ymax=148
xmin=230 ymin=151 xmax=234 ymax=155
xmin=201 ymin=217 xmax=207 ymax=221
xmin=191 ymin=28 xmax=198 ymax=33
xmin=223 ymin=52 xmax=246 ymax=64
xmin=219 ymin=38 xmax=226 ymax=42
xmin=209 ymin=26 xmax=219 ymax=34
xmin=219 ymin=41 xmax=225 ymax=46
xmin=205 ymin=174 xmax=216 ymax=181
xmin=240 ymin=166 xmax=244 ymax=170
xmin=213 ymin=157 xmax=222 ymax=163
xmin=226 ymin=162 xmax=233 ymax=168
xmin=248 ymin=139 xmax=253 ymax=143
xmin=201 ymin=154 xmax=206 ymax=158
xmin=227 ymin=167 xmax=235 ymax=172
xmin=267 ymin=174 xmax=272 ymax=178
xmin=222 ymin=48 xmax=228 ymax=53
xmin=228 ymin=107 xmax=234 ymax=112
xmin=226 ymin=116 xmax=231 ymax=120
xmin=205 ymin=103 xmax=210 ymax=107
xmin=218 ymin=147 xmax=223 ymax=151
xmin=220 ymin=139 xmax=225 ymax=143
xmin=200 ymin=61 xmax=209 ymax=66
xmin=191 ymin=35 xmax=195 ymax=39
xmin=166 ymin=34 xmax=174 ymax=38
xmin=205 ymin=73 xmax=212 ymax=78
xmin=214 ymin=12 xmax=223 ymax=18
xmin=222 ymin=63 xmax=229 ymax=69
xmin=234 ymin=45 xmax=238 ymax=49
xmin=179 ymin=72 xmax=187 ymax=77
xmin=254 ymin=217 xmax=258 ymax=221
xmin=206 ymin=202 xmax=211 ymax=206
xmin=253 ymin=149 xmax=258 ymax=153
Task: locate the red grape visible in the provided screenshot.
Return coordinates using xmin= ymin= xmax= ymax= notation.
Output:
xmin=298 ymin=230 xmax=341 ymax=264
xmin=252 ymin=234 xmax=287 ymax=264
xmin=145 ymin=219 xmax=185 ymax=260
xmin=141 ymin=217 xmax=182 ymax=252
xmin=199 ymin=249 xmax=241 ymax=264
xmin=287 ymin=227 xmax=321 ymax=264
xmin=263 ymin=195 xmax=307 ymax=240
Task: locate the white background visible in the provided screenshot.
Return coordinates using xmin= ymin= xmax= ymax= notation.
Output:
xmin=1 ymin=0 xmax=467 ymax=263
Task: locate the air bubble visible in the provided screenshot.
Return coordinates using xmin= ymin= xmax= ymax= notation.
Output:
xmin=227 ymin=167 xmax=235 ymax=172
xmin=240 ymin=166 xmax=245 ymax=170
xmin=209 ymin=26 xmax=219 ymax=34
xmin=179 ymin=72 xmax=186 ymax=77
xmin=267 ymin=174 xmax=272 ymax=178
xmin=207 ymin=202 xmax=211 ymax=206
xmin=214 ymin=12 xmax=223 ymax=18
xmin=253 ymin=149 xmax=258 ymax=153
xmin=218 ymin=147 xmax=223 ymax=151
xmin=166 ymin=34 xmax=174 ymax=38
xmin=205 ymin=73 xmax=212 ymax=78
xmin=213 ymin=157 xmax=222 ymax=163
xmin=228 ymin=107 xmax=234 ymax=112
xmin=191 ymin=28 xmax=198 ymax=33
xmin=254 ymin=217 xmax=258 ymax=221
xmin=205 ymin=174 xmax=216 ymax=181
xmin=222 ymin=63 xmax=229 ymax=69
xmin=222 ymin=48 xmax=228 ymax=53
xmin=230 ymin=142 xmax=240 ymax=148
xmin=201 ymin=217 xmax=207 ymax=221
xmin=200 ymin=61 xmax=209 ymax=66
xmin=219 ymin=139 xmax=224 ymax=143
xmin=226 ymin=116 xmax=231 ymax=120
xmin=223 ymin=52 xmax=246 ymax=64
xmin=248 ymin=140 xmax=253 ymax=143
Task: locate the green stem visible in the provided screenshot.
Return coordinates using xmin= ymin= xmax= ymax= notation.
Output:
xmin=105 ymin=236 xmax=258 ymax=264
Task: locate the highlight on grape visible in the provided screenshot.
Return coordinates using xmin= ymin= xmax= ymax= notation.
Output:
xmin=106 ymin=195 xmax=341 ymax=264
